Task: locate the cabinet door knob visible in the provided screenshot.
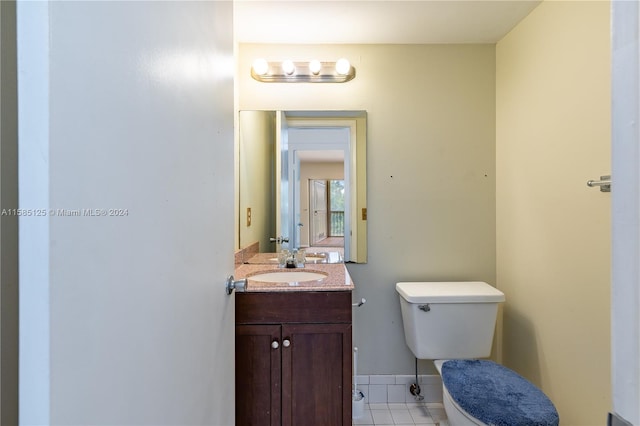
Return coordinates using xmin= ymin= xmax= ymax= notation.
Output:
xmin=271 ymin=341 xmax=279 ymax=349
xmin=283 ymin=339 xmax=291 ymax=348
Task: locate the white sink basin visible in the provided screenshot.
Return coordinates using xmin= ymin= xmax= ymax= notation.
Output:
xmin=248 ymin=271 xmax=328 ymax=283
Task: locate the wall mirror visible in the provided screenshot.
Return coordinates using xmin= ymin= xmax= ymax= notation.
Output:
xmin=239 ymin=110 xmax=367 ymax=263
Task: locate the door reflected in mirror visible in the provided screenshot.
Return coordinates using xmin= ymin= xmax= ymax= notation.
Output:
xmin=239 ymin=110 xmax=367 ymax=263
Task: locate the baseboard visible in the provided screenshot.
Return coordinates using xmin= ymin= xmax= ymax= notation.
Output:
xmin=353 ymin=374 xmax=443 ymax=404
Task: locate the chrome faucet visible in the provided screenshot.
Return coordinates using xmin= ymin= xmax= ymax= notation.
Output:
xmin=280 ymin=249 xmax=305 ymax=269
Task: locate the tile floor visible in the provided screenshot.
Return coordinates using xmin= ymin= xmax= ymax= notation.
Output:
xmin=353 ymin=402 xmax=449 ymax=425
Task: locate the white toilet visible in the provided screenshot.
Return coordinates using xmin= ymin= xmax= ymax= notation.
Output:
xmin=396 ymin=281 xmax=559 ymax=426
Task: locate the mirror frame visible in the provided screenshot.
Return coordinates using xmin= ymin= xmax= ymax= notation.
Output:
xmin=238 ymin=110 xmax=367 ymax=263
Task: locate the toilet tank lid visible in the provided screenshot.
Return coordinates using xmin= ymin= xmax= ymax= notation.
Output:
xmin=395 ymin=282 xmax=505 ymax=303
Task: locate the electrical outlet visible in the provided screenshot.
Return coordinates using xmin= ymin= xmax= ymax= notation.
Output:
xmin=247 ymin=207 xmax=252 ymax=227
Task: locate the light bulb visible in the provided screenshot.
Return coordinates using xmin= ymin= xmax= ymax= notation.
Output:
xmin=252 ymin=59 xmax=269 ymax=76
xmin=309 ymin=60 xmax=322 ymax=75
xmin=335 ymin=58 xmax=351 ymax=75
xmin=282 ymin=60 xmax=296 ymax=76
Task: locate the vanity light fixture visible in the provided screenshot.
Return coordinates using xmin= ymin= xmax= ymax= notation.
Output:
xmin=282 ymin=59 xmax=296 ymax=76
xmin=309 ymin=59 xmax=322 ymax=75
xmin=335 ymin=58 xmax=351 ymax=75
xmin=250 ymin=58 xmax=356 ymax=83
xmin=251 ymin=58 xmax=269 ymax=76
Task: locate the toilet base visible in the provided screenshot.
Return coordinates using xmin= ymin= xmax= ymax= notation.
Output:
xmin=442 ymin=385 xmax=487 ymax=426
xmin=435 ymin=360 xmax=487 ymax=426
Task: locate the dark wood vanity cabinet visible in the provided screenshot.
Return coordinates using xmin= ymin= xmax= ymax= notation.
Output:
xmin=235 ymin=291 xmax=352 ymax=426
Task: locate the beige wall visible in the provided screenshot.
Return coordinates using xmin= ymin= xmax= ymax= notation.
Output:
xmin=238 ymin=43 xmax=497 ymax=374
xmin=496 ymin=1 xmax=611 ymax=423
xmin=239 ymin=110 xmax=276 ymax=252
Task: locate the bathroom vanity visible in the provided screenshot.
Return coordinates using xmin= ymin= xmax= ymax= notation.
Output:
xmin=234 ymin=262 xmax=354 ymax=426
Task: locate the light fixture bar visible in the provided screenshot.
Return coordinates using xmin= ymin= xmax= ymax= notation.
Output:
xmin=251 ymin=60 xmax=356 ymax=83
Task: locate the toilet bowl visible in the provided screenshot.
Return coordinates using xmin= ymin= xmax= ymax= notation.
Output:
xmin=435 ymin=359 xmax=559 ymax=426
xmin=396 ymin=282 xmax=559 ymax=426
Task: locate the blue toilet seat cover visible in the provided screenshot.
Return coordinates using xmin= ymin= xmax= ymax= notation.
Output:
xmin=441 ymin=360 xmax=559 ymax=426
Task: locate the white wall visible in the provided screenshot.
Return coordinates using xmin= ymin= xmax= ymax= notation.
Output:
xmin=496 ymin=1 xmax=611 ymax=423
xmin=18 ymin=2 xmax=235 ymax=424
xmin=238 ymin=43 xmax=496 ymax=374
xmin=611 ymin=0 xmax=640 ymax=423
xmin=17 ymin=3 xmax=51 ymax=422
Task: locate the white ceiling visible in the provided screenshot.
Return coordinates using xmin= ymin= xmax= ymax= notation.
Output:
xmin=234 ymin=0 xmax=541 ymax=45
xmin=298 ymin=149 xmax=345 ymax=162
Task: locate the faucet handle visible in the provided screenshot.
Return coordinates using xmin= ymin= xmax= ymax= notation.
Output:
xmin=269 ymin=236 xmax=290 ymax=244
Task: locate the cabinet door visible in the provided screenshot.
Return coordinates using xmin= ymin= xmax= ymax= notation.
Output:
xmin=236 ymin=325 xmax=282 ymax=426
xmin=281 ymin=324 xmax=352 ymax=426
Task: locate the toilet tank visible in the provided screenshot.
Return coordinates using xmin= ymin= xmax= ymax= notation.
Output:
xmin=396 ymin=282 xmax=505 ymax=360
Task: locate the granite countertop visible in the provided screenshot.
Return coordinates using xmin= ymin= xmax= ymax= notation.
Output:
xmin=234 ymin=262 xmax=354 ymax=292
